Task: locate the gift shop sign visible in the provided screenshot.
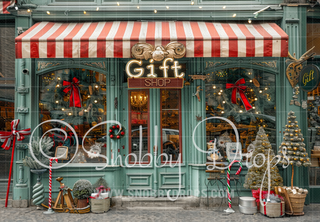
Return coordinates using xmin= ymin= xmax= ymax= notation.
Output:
xmin=126 ymin=58 xmax=184 ymax=89
xmin=299 ymin=64 xmax=320 ymax=92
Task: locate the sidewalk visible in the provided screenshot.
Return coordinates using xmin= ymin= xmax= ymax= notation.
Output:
xmin=1 ymin=200 xmax=320 ymax=222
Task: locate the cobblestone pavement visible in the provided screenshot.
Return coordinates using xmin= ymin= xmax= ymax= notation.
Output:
xmin=1 ymin=202 xmax=320 ymax=222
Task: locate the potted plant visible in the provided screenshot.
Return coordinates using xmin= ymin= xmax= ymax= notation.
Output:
xmin=22 ymin=136 xmax=54 ymax=209
xmin=72 ymin=179 xmax=93 ymax=208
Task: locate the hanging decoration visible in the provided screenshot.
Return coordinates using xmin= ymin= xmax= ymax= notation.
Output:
xmin=226 ymin=78 xmax=253 ymax=111
xmin=252 ymin=78 xmax=260 ymax=88
xmin=224 ymin=159 xmax=242 ymax=213
xmin=193 ymin=86 xmax=202 ymax=102
xmin=290 ymin=86 xmax=300 ymax=107
xmin=88 ymin=142 xmax=103 ymax=158
xmin=109 ymin=124 xmax=126 ymax=140
xmin=0 ymin=119 xmax=31 ymax=207
xmin=286 ymin=46 xmax=315 ymax=88
xmin=63 ymin=77 xmax=82 ymax=108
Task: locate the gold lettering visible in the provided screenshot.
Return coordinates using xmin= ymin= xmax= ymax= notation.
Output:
xmin=160 ymin=58 xmax=173 ymax=78
xmin=146 ymin=59 xmax=157 ymax=77
xmin=126 ymin=60 xmax=144 ymax=78
xmin=145 ymin=79 xmax=151 ymax=87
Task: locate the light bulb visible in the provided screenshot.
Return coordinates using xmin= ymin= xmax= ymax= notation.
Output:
xmin=62 ymin=108 xmax=65 ymax=111
xmin=191 ymin=1 xmax=195 ymax=5
xmin=166 ymin=6 xmax=169 ymax=9
xmin=55 ymin=100 xmax=59 ymax=104
xmin=83 ymin=11 xmax=86 ymax=14
xmin=253 ymin=106 xmax=256 ymax=109
xmin=239 ymin=110 xmax=243 ymax=113
xmin=248 ymin=18 xmax=252 ymax=24
xmin=259 ymin=90 xmax=262 ymax=93
xmin=218 ymin=92 xmax=221 ymax=95
xmin=47 ymin=11 xmax=50 ymax=15
xmin=154 ymin=9 xmax=157 ymax=13
xmin=220 ymin=90 xmax=223 ymax=92
xmin=213 ymin=86 xmax=216 ymax=89
xmin=233 ymin=14 xmax=237 ymax=17
xmin=199 ymin=6 xmax=202 ymax=9
xmin=84 ymin=109 xmax=87 ymax=112
xmin=96 ymin=7 xmax=99 ymax=11
xmin=95 ymin=85 xmax=99 ymax=88
xmin=117 ymin=2 xmax=120 ymax=6
xmin=88 ymin=95 xmax=91 ymax=98
xmin=223 ymin=6 xmax=226 ymax=9
xmin=68 ymin=112 xmax=72 ymax=115
xmin=221 ymin=111 xmax=224 ymax=114
xmin=57 ymin=77 xmax=61 ymax=80
xmin=27 ymin=9 xmax=31 ymax=13
xmin=265 ymin=87 xmax=268 ymax=90
xmin=94 ymin=100 xmax=98 ymax=103
xmin=222 ymin=101 xmax=225 ymax=104
xmin=249 ymin=80 xmax=252 ymax=82
xmin=256 ymin=112 xmax=259 ymax=114
xmin=137 ymin=6 xmax=140 ymax=9
xmin=255 ymin=98 xmax=258 ymax=101
xmin=56 ymin=84 xmax=60 ymax=87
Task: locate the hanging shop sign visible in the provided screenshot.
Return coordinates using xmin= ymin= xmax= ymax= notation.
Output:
xmin=299 ymin=64 xmax=320 ymax=92
xmin=126 ymin=42 xmax=186 ymax=89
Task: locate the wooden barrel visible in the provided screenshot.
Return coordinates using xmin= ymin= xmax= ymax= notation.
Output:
xmin=288 ymin=193 xmax=306 ymax=214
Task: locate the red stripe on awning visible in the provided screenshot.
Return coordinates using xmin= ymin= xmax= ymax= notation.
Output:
xmin=15 ymin=21 xmax=289 ymax=59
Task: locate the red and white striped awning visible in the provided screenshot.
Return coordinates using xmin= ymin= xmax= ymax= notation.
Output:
xmin=0 ymin=1 xmax=14 ymax=14
xmin=15 ymin=21 xmax=288 ymax=59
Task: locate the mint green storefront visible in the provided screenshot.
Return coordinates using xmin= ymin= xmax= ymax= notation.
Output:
xmin=7 ymin=1 xmax=320 ymax=206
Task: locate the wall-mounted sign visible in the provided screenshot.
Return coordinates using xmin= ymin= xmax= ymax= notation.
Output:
xmin=126 ymin=42 xmax=186 ymax=89
xmin=128 ymin=78 xmax=184 ymax=89
xmin=299 ymin=64 xmax=320 ymax=92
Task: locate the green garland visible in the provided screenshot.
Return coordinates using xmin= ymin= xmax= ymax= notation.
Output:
xmin=109 ymin=124 xmax=125 ymax=140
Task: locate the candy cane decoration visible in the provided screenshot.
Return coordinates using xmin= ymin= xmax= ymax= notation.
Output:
xmin=0 ymin=119 xmax=31 ymax=207
xmin=48 ymin=158 xmax=58 ymax=210
xmin=224 ymin=160 xmax=242 ymax=213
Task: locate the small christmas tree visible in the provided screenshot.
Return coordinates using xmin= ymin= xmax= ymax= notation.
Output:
xmin=278 ymin=111 xmax=311 ymax=189
xmin=243 ymin=127 xmax=283 ymax=190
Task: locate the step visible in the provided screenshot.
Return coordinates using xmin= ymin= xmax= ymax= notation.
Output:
xmin=113 ymin=196 xmax=200 ymax=209
xmin=126 ymin=207 xmax=184 ymax=210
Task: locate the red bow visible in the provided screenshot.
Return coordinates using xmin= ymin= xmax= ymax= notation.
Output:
xmin=0 ymin=119 xmax=31 ymax=150
xmin=226 ymin=78 xmax=252 ymax=111
xmin=63 ymin=77 xmax=82 ymax=108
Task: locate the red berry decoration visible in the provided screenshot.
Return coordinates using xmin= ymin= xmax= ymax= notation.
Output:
xmin=109 ymin=124 xmax=125 ymax=140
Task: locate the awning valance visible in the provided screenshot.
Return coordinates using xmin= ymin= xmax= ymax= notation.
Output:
xmin=0 ymin=1 xmax=14 ymax=14
xmin=15 ymin=21 xmax=288 ymax=59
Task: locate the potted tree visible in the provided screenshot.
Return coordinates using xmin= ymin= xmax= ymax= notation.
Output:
xmin=72 ymin=179 xmax=94 ymax=208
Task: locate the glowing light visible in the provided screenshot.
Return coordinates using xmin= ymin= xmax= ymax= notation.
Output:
xmin=249 ymin=80 xmax=252 ymax=82
xmin=55 ymin=101 xmax=59 ymax=104
xmin=199 ymin=6 xmax=202 ymax=9
xmin=256 ymin=112 xmax=259 ymax=114
xmin=223 ymin=6 xmax=226 ymax=9
xmin=94 ymin=100 xmax=98 ymax=103
xmin=84 ymin=109 xmax=87 ymax=112
xmin=239 ymin=110 xmax=243 ymax=113
xmin=88 ymin=95 xmax=91 ymax=98
xmin=117 ymin=2 xmax=120 ymax=6
xmin=27 ymin=9 xmax=31 ymax=13
xmin=248 ymin=18 xmax=252 ymax=24
xmin=213 ymin=85 xmax=216 ymax=89
xmin=166 ymin=6 xmax=169 ymax=9
xmin=68 ymin=112 xmax=72 ymax=116
xmin=46 ymin=11 xmax=50 ymax=15
xmin=220 ymin=90 xmax=223 ymax=93
xmin=259 ymin=90 xmax=262 ymax=93
xmin=154 ymin=9 xmax=157 ymax=13
xmin=265 ymin=87 xmax=268 ymax=90
xmin=253 ymin=106 xmax=256 ymax=109
xmin=222 ymin=101 xmax=226 ymax=104
xmin=255 ymin=98 xmax=258 ymax=101
xmin=96 ymin=7 xmax=99 ymax=11
xmin=137 ymin=6 xmax=140 ymax=9
xmin=233 ymin=14 xmax=237 ymax=17
xmin=57 ymin=77 xmax=61 ymax=80
xmin=56 ymin=84 xmax=60 ymax=88
xmin=191 ymin=1 xmax=195 ymax=5
xmin=95 ymin=85 xmax=99 ymax=89
xmin=61 ymin=108 xmax=65 ymax=111
xmin=221 ymin=111 xmax=224 ymax=114
xmin=83 ymin=11 xmax=86 ymax=14
xmin=218 ymin=92 xmax=221 ymax=95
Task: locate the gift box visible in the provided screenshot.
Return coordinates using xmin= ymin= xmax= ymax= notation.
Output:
xmin=260 ymin=200 xmax=285 ymax=218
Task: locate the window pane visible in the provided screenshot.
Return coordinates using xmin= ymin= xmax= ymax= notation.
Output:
xmin=205 ymin=68 xmax=276 ymax=162
xmin=39 ymin=68 xmax=107 ymax=163
xmin=129 ymin=90 xmax=149 ymax=163
xmin=161 ymin=89 xmax=181 ymax=161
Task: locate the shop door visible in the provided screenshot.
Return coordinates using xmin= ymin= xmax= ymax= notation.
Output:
xmin=121 ymin=87 xmax=187 ymax=197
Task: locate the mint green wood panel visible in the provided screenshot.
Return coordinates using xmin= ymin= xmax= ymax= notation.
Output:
xmin=159 ymin=172 xmax=186 ymax=189
xmin=281 ymin=5 xmax=310 ymax=204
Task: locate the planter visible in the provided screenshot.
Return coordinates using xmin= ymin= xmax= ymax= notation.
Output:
xmin=77 ymin=199 xmax=89 ymax=209
xmin=288 ymin=193 xmax=306 ymax=215
xmin=91 ymin=198 xmax=110 ymax=213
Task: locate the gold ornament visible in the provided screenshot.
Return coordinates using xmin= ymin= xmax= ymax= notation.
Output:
xmin=293 ymin=147 xmax=298 ymax=151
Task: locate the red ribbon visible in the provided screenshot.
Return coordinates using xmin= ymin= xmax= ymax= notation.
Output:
xmin=63 ymin=77 xmax=82 ymax=108
xmin=226 ymin=78 xmax=252 ymax=111
xmin=0 ymin=119 xmax=31 ymax=150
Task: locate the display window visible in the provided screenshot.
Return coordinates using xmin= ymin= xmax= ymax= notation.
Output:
xmin=38 ymin=68 xmax=107 ymax=163
xmin=307 ymin=83 xmax=320 ymax=186
xmin=205 ymin=68 xmax=276 ymax=162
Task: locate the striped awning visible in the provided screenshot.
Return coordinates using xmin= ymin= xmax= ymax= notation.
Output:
xmin=0 ymin=1 xmax=14 ymax=14
xmin=15 ymin=21 xmax=288 ymax=59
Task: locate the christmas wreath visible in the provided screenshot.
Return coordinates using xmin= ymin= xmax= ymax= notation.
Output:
xmin=109 ymin=124 xmax=125 ymax=140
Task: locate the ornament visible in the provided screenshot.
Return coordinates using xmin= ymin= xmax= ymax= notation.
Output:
xmin=193 ymin=86 xmax=202 ymax=102
xmin=116 ymin=135 xmax=120 ymax=139
xmin=117 ymin=125 xmax=120 ymax=129
xmin=109 ymin=129 xmax=112 ymax=133
xmin=88 ymin=142 xmax=102 ymax=158
xmin=121 ymin=131 xmax=125 ymax=136
xmin=110 ymin=135 xmax=114 ymax=138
